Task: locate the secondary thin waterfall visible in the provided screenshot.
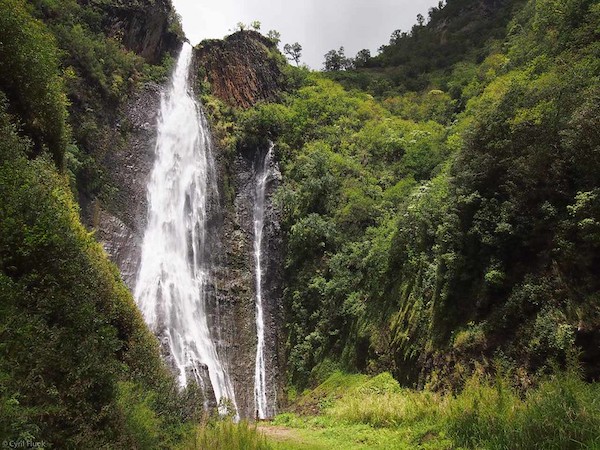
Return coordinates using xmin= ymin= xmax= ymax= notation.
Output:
xmin=134 ymin=43 xmax=238 ymax=416
xmin=253 ymin=144 xmax=274 ymax=419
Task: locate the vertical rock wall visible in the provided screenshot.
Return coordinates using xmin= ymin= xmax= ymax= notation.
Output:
xmin=83 ymin=0 xmax=182 ymax=64
xmin=206 ymin=144 xmax=284 ymax=418
xmin=194 ymin=32 xmax=286 ymax=418
xmin=94 ymin=83 xmax=162 ymax=290
xmin=94 ymin=30 xmax=286 ymax=419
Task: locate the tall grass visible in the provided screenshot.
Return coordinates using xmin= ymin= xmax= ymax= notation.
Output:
xmin=446 ymin=372 xmax=600 ymax=449
xmin=320 ymin=371 xmax=600 ymax=449
xmin=329 ymin=390 xmax=443 ymax=428
xmin=178 ymin=420 xmax=271 ymax=450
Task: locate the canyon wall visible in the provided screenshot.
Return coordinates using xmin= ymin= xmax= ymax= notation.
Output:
xmin=194 ymin=31 xmax=286 ymax=418
xmin=93 ymin=29 xmax=286 ymax=418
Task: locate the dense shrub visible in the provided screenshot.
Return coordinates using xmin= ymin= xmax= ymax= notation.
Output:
xmin=0 ymin=0 xmax=68 ymax=165
xmin=0 ymin=74 xmax=184 ymax=450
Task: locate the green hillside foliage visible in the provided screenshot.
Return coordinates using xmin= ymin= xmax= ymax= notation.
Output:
xmin=28 ymin=0 xmax=176 ymax=211
xmin=211 ymin=0 xmax=600 ymax=391
xmin=0 ymin=98 xmax=201 ymax=447
xmin=326 ymin=0 xmax=526 ymax=96
xmin=0 ymin=1 xmax=196 ymax=447
xmin=0 ymin=0 xmax=69 ymax=166
xmin=0 ymin=0 xmax=599 ymax=445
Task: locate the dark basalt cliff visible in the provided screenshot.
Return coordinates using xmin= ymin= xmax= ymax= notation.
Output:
xmin=94 ymin=27 xmax=286 ymax=418
xmin=195 ymin=31 xmax=284 ymax=108
xmin=194 ymin=33 xmax=286 ymax=417
xmin=207 ymin=143 xmax=284 ymax=419
xmin=83 ymin=0 xmax=182 ymax=63
xmin=93 ymin=83 xmax=162 ymax=290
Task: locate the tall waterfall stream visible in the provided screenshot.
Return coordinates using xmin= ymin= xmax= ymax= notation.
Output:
xmin=253 ymin=144 xmax=274 ymax=419
xmin=134 ymin=44 xmax=239 ymax=416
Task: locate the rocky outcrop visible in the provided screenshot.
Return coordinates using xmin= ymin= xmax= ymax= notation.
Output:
xmin=93 ymin=83 xmax=162 ymax=289
xmin=84 ymin=0 xmax=183 ymax=64
xmin=195 ymin=31 xmax=285 ymax=108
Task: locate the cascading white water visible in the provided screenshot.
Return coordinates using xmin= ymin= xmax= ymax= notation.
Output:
xmin=253 ymin=144 xmax=274 ymax=419
xmin=134 ymin=43 xmax=238 ymax=416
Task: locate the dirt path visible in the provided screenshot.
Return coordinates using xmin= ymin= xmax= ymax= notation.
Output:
xmin=257 ymin=424 xmax=300 ymax=442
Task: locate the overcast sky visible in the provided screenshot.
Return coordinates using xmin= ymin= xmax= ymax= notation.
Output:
xmin=171 ymin=0 xmax=439 ymax=69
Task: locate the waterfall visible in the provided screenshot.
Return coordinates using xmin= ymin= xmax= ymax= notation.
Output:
xmin=253 ymin=144 xmax=274 ymax=419
xmin=134 ymin=43 xmax=238 ymax=416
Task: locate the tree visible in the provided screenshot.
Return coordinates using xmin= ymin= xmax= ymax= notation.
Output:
xmin=417 ymin=13 xmax=425 ymax=26
xmin=354 ymin=49 xmax=371 ymax=68
xmin=267 ymin=29 xmax=281 ymax=45
xmin=284 ymin=42 xmax=302 ymax=66
xmin=235 ymin=22 xmax=247 ymax=31
xmin=390 ymin=29 xmax=403 ymax=45
xmin=250 ymin=20 xmax=261 ymax=31
xmin=323 ymin=47 xmax=352 ymax=71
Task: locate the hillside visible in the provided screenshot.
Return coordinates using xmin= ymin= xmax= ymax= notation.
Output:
xmin=205 ymin=0 xmax=600 ymax=392
xmin=326 ymin=0 xmax=526 ymax=95
xmin=0 ymin=0 xmax=200 ymax=447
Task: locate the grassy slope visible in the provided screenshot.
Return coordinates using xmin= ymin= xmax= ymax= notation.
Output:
xmin=261 ymin=371 xmax=600 ymax=450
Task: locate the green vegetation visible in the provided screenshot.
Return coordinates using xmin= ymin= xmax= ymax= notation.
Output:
xmin=180 ymin=420 xmax=270 ymax=450
xmin=264 ymin=371 xmax=600 ymax=449
xmin=169 ymin=370 xmax=600 ymax=449
xmin=325 ymin=0 xmax=527 ymax=95
xmin=1 ymin=0 xmax=599 ymax=446
xmin=0 ymin=95 xmax=201 ymax=446
xmin=28 ymin=0 xmax=178 ymax=211
xmin=0 ymin=0 xmax=69 ymax=166
xmin=219 ymin=0 xmax=600 ymax=392
xmin=0 ymin=0 xmax=194 ymax=447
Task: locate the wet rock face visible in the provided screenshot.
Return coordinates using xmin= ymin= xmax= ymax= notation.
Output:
xmin=84 ymin=0 xmax=182 ymax=64
xmin=209 ymin=143 xmax=284 ymax=419
xmin=92 ymin=30 xmax=286 ymax=419
xmin=195 ymin=31 xmax=284 ymax=108
xmin=94 ymin=88 xmax=286 ymax=418
xmin=260 ymin=152 xmax=285 ymax=416
xmin=94 ymin=83 xmax=162 ymax=289
xmin=194 ymin=32 xmax=286 ymax=417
